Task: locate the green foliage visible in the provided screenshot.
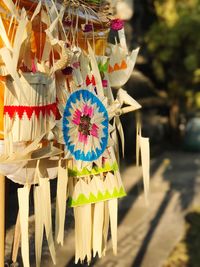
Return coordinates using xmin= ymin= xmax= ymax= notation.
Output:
xmin=146 ymin=0 xmax=200 ymax=104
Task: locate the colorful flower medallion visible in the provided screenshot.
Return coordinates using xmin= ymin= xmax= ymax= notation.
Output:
xmin=63 ymin=90 xmax=109 ymax=161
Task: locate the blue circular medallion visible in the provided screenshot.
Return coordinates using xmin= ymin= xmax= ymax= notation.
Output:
xmin=63 ymin=90 xmax=109 ymax=162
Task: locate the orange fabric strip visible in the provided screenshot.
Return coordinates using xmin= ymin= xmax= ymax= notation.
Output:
xmin=0 ymin=77 xmax=5 ymax=140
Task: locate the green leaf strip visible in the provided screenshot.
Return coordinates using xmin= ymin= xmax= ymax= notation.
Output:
xmin=67 ymin=186 xmax=126 ymax=207
xmin=68 ymin=161 xmax=119 ymax=177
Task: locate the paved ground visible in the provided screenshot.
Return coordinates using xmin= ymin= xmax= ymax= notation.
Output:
xmin=5 ymin=150 xmax=200 ymax=267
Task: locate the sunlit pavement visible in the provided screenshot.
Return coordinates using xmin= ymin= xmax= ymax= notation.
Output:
xmin=5 ymin=151 xmax=200 ymax=267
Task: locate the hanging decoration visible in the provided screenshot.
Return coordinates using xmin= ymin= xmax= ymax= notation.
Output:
xmin=63 ymin=89 xmax=109 ymax=163
xmin=0 ymin=0 xmax=150 ymax=266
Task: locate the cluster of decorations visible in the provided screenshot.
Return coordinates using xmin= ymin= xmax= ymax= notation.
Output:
xmin=0 ymin=0 xmax=149 ymax=266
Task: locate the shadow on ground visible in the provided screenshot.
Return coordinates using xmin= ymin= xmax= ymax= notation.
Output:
xmin=131 ymin=151 xmax=200 ymax=267
xmin=163 ymin=209 xmax=200 ymax=267
xmin=6 ymin=149 xmax=200 ymax=267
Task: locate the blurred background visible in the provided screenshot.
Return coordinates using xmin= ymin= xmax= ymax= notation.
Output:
xmin=114 ymin=1 xmax=200 ymax=267
xmin=115 ymin=0 xmax=200 ymax=161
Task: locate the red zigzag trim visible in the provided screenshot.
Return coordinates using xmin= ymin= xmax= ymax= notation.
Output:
xmin=86 ymin=75 xmax=96 ymax=86
xmin=4 ymin=103 xmax=58 ymax=120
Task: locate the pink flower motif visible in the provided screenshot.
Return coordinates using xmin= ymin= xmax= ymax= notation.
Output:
xmin=110 ymin=19 xmax=124 ymax=31
xmin=90 ymin=124 xmax=99 ymax=138
xmin=63 ymin=89 xmax=109 ymax=161
xmin=102 ymin=79 xmax=108 ymax=87
xmin=83 ymin=104 xmax=93 ymax=117
xmin=78 ymin=132 xmax=88 ymax=144
xmin=72 ymin=109 xmax=82 ymax=125
xmin=72 ymin=105 xmax=99 ymax=144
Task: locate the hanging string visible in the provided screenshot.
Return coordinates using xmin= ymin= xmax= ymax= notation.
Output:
xmin=71 ymin=7 xmax=75 ymax=47
xmin=65 ymin=4 xmax=72 ymax=42
xmin=26 ymin=0 xmax=37 ymax=15
xmin=50 ymin=0 xmax=68 ymax=40
xmin=39 ymin=9 xmax=42 ymax=63
xmin=75 ymin=7 xmax=79 ymax=48
xmin=9 ymin=0 xmax=19 ymax=46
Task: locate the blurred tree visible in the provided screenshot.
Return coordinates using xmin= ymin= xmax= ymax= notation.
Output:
xmin=130 ymin=0 xmax=157 ymax=49
xmin=146 ymin=0 xmax=200 ymax=112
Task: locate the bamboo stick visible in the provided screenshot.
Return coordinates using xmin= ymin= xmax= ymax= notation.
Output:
xmin=0 ymin=175 xmax=5 ymax=266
